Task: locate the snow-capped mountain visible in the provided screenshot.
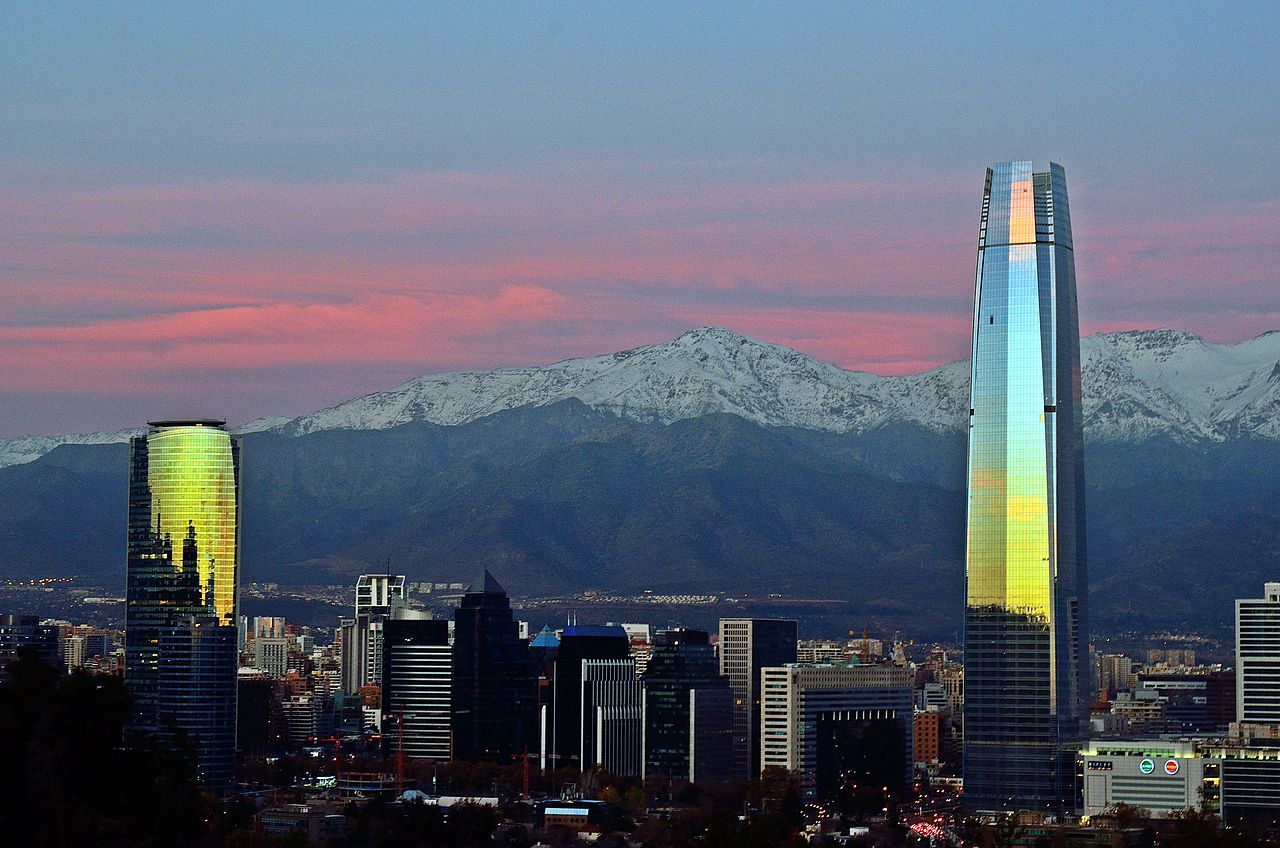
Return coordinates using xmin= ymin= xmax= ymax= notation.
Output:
xmin=274 ymin=326 xmax=1280 ymax=444
xmin=3 ymin=326 xmax=1278 ymax=468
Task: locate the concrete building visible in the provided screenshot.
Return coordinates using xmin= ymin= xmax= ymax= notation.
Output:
xmin=719 ymin=618 xmax=797 ymax=779
xmin=254 ymin=636 xmax=290 ymax=678
xmin=1078 ymin=740 xmax=1218 ymax=818
xmin=760 ymin=663 xmax=914 ymax=798
xmin=1237 ymin=583 xmax=1280 ymax=723
xmin=914 ymin=711 xmax=942 ymax=765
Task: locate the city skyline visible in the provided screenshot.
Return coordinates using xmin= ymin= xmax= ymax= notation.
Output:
xmin=2 ymin=5 xmax=1277 ymax=436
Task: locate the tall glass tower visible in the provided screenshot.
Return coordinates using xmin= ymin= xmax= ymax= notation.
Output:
xmin=125 ymin=419 xmax=240 ymax=788
xmin=963 ymin=162 xmax=1088 ymax=815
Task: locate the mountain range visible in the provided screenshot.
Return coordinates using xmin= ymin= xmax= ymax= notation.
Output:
xmin=2 ymin=326 xmax=1278 ymax=638
xmin=5 ymin=326 xmax=1279 ymax=469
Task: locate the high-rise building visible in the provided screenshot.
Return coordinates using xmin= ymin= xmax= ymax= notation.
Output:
xmin=451 ymin=570 xmax=538 ymax=762
xmin=719 ymin=618 xmax=797 ymax=779
xmin=125 ymin=422 xmax=240 ymax=720
xmin=963 ymin=161 xmax=1089 ymax=815
xmin=759 ymin=663 xmax=915 ymax=798
xmin=339 ymin=573 xmax=423 ymax=694
xmin=253 ymin=616 xmax=286 ymax=640
xmin=549 ymin=625 xmax=631 ymax=770
xmin=0 ymin=614 xmax=60 ymax=668
xmin=156 ymin=618 xmax=238 ymax=789
xmin=356 ymin=574 xmax=406 ymax=617
xmin=642 ymin=628 xmax=732 ymax=783
xmin=383 ymin=619 xmax=452 ymax=760
xmin=1237 ymin=583 xmax=1280 ymax=723
xmin=580 ymin=658 xmax=644 ymax=776
xmin=254 ymin=636 xmax=290 ymax=679
xmin=127 ymin=421 xmax=240 ymax=625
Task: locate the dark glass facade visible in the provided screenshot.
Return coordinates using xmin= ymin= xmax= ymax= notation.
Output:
xmin=384 ymin=618 xmax=452 ymax=760
xmin=157 ymin=619 xmax=237 ymax=789
xmin=963 ymin=162 xmax=1088 ymax=814
xmin=0 ymin=614 xmax=60 ymax=669
xmin=125 ymin=420 xmax=240 ymax=789
xmin=642 ymin=629 xmax=732 ymax=782
xmin=549 ymin=625 xmax=630 ymax=769
xmin=450 ymin=570 xmax=538 ymax=761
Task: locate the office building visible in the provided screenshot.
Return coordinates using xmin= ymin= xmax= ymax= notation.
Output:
xmin=642 ymin=628 xmax=732 ymax=782
xmin=254 ymin=636 xmax=290 ymax=679
xmin=238 ymin=669 xmax=276 ymax=759
xmin=760 ymin=663 xmax=915 ymax=798
xmin=1237 ymin=583 xmax=1280 ymax=723
xmin=125 ymin=421 xmax=240 ymax=739
xmin=451 ymin=570 xmax=537 ymax=762
xmin=356 ymin=574 xmax=406 ymax=616
xmin=548 ymin=624 xmax=631 ymax=770
xmin=0 ymin=614 xmax=60 ymax=668
xmin=1079 ymin=741 xmax=1218 ymax=819
xmin=383 ymin=618 xmax=451 ymax=760
xmin=253 ymin=616 xmax=286 ymax=640
xmin=963 ymin=162 xmax=1089 ymax=815
xmin=339 ymin=573 xmax=424 ymax=694
xmin=580 ymin=658 xmax=643 ymax=776
xmin=719 ymin=618 xmax=797 ymax=779
xmin=127 ymin=421 xmax=240 ymax=626
xmin=156 ymin=618 xmax=237 ymax=788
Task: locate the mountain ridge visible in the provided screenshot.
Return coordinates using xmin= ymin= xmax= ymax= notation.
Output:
xmin=4 ymin=325 xmax=1278 ymax=468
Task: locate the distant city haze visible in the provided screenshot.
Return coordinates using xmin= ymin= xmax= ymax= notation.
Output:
xmin=2 ymin=5 xmax=1276 ymax=436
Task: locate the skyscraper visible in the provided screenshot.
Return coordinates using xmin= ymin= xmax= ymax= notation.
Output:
xmin=383 ymin=618 xmax=452 ymax=760
xmin=642 ymin=628 xmax=733 ymax=783
xmin=963 ymin=162 xmax=1088 ymax=815
xmin=549 ymin=624 xmax=631 ymax=770
xmin=451 ymin=570 xmax=538 ymax=762
xmin=339 ymin=573 xmax=424 ymax=694
xmin=127 ymin=421 xmax=240 ymax=626
xmin=1236 ymin=583 xmax=1280 ymax=723
xmin=719 ymin=618 xmax=797 ymax=779
xmin=125 ymin=420 xmax=240 ymax=789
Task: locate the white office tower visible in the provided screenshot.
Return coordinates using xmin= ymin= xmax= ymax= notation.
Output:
xmin=340 ymin=573 xmax=427 ymax=694
xmin=1236 ymin=583 xmax=1280 ymax=723
xmin=581 ymin=658 xmax=644 ymax=776
xmin=356 ymin=574 xmax=406 ymax=616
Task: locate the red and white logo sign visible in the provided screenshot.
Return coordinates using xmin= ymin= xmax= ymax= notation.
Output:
xmin=1164 ymin=759 xmax=1180 ymax=775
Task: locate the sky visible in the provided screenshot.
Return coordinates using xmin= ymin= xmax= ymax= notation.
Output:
xmin=2 ymin=3 xmax=1277 ymax=437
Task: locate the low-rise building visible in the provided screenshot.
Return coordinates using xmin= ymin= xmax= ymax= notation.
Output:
xmin=1078 ymin=740 xmax=1218 ymax=818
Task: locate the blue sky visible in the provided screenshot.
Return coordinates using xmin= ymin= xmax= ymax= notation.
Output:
xmin=1 ymin=3 xmax=1276 ymax=435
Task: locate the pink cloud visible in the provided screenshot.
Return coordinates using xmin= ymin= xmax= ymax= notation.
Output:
xmin=1 ymin=159 xmax=1274 ymax=435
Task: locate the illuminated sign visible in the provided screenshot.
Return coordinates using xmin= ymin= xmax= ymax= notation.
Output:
xmin=1165 ymin=759 xmax=1180 ymax=775
xmin=1139 ymin=758 xmax=1155 ymax=775
xmin=1086 ymin=760 xmax=1113 ymax=771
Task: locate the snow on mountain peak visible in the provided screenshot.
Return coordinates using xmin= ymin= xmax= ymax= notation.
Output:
xmin=2 ymin=326 xmax=1278 ymax=468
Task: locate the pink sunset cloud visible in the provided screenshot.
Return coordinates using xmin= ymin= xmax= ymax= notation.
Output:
xmin=1 ymin=158 xmax=1274 ymax=435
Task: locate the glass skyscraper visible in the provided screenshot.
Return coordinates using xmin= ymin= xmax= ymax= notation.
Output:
xmin=125 ymin=420 xmax=240 ymax=789
xmin=963 ymin=162 xmax=1088 ymax=815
